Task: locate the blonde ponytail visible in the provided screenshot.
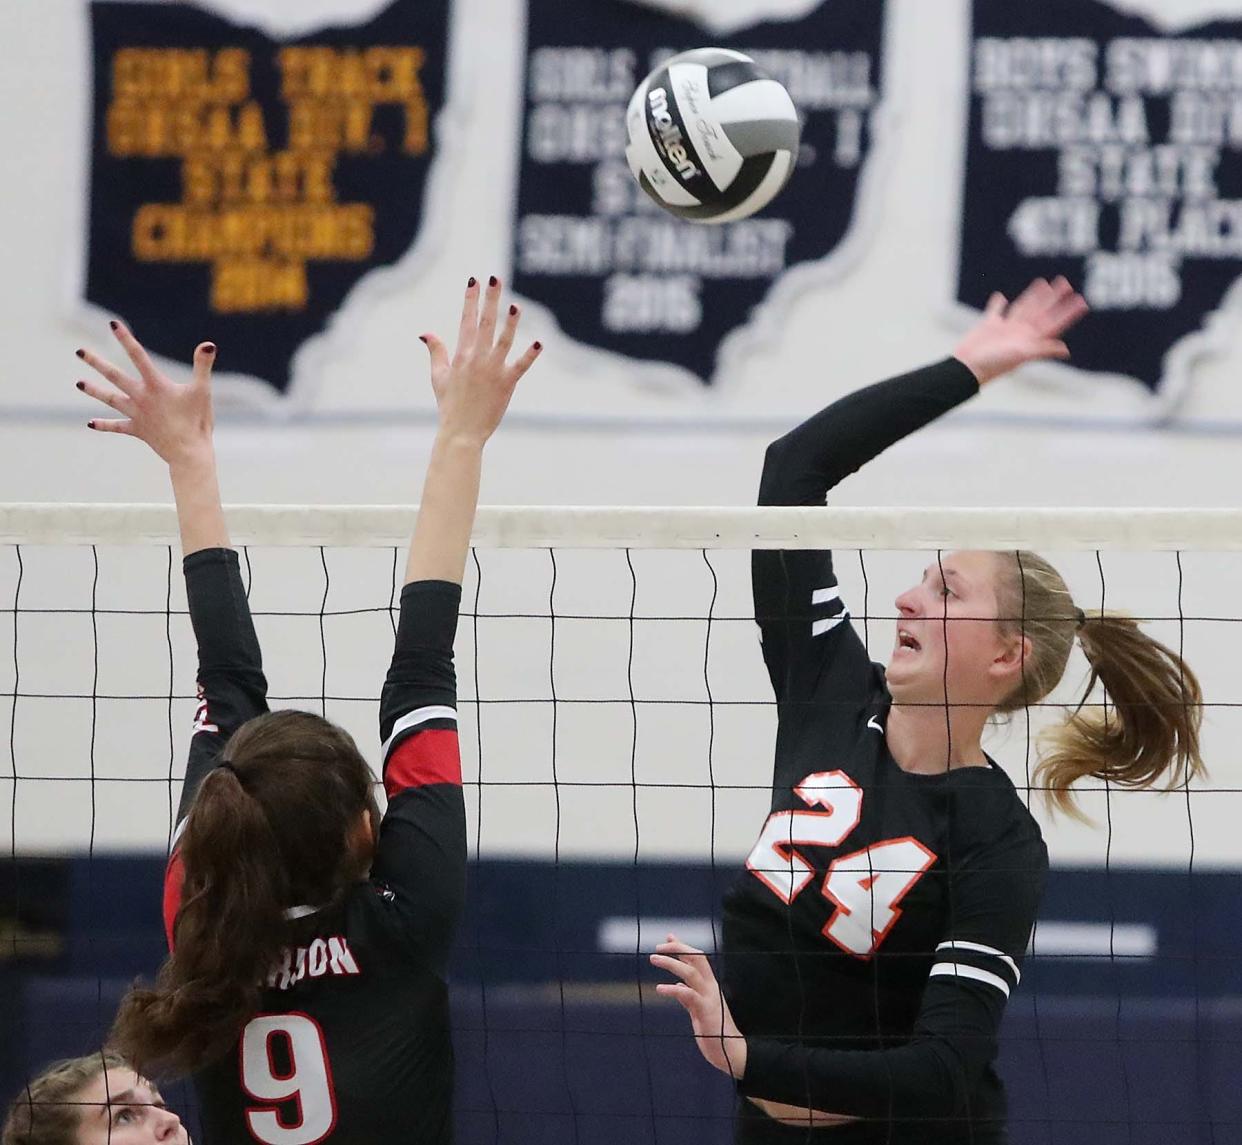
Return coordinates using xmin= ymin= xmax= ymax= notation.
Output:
xmin=1035 ymin=610 xmax=1204 ymax=821
xmin=993 ymin=552 xmax=1205 ymax=819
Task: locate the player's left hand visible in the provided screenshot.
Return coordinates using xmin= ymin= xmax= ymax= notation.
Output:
xmin=953 ymin=276 xmax=1089 ymax=386
xmin=651 ymin=935 xmax=747 ymax=1080
xmin=420 ymin=275 xmax=541 ymax=447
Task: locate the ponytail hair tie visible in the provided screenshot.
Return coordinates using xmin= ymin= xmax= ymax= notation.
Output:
xmin=217 ymin=761 xmax=241 ymax=781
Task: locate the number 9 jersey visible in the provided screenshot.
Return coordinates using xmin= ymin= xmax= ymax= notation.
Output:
xmin=164 ymin=551 xmax=466 ymax=1144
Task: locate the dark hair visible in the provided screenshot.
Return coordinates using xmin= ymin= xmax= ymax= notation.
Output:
xmin=110 ymin=710 xmax=379 ymax=1076
xmin=992 ymin=551 xmax=1205 ymax=819
xmin=2 ymin=1052 xmax=128 ymax=1145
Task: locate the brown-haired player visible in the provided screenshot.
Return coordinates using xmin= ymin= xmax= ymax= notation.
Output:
xmin=652 ymin=278 xmax=1205 ymax=1143
xmin=73 ymin=276 xmax=540 ymax=1143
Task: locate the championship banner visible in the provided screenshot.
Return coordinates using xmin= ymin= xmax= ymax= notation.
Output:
xmin=86 ymin=0 xmax=450 ymax=396
xmin=512 ymin=0 xmax=888 ymax=387
xmin=960 ymin=0 xmax=1242 ymax=401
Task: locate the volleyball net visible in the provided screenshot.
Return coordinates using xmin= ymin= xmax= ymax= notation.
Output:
xmin=1 ymin=504 xmax=1238 ymax=1142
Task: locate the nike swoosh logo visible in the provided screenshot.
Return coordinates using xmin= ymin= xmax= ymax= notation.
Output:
xmin=866 ymin=716 xmax=883 ymax=733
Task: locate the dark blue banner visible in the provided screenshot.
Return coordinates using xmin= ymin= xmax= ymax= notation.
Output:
xmin=86 ymin=0 xmax=449 ymax=395
xmin=961 ymin=0 xmax=1242 ymax=397
xmin=513 ymin=0 xmax=888 ymax=385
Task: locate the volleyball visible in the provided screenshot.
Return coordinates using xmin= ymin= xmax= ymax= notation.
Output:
xmin=624 ymin=48 xmax=801 ymax=224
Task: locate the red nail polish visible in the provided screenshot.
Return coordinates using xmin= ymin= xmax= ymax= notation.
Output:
xmin=509 ymin=304 xmax=518 ymax=316
xmin=203 ymin=343 xmax=216 ymax=355
xmin=76 ymin=381 xmax=85 ymax=391
xmin=533 ymin=341 xmax=543 ymax=351
xmin=109 ymin=320 xmax=119 ymax=331
xmin=418 ymin=334 xmax=428 ymax=344
xmin=87 ymin=420 xmax=96 ymax=429
xmin=468 ymin=277 xmax=477 ymax=288
xmin=489 ymin=275 xmax=498 ymax=287
xmin=75 ymin=349 xmax=85 ymax=360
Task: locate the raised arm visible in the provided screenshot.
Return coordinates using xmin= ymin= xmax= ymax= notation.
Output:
xmin=753 ymin=357 xmax=979 ymax=705
xmin=79 ymin=325 xmax=225 ymax=555
xmin=405 ymin=276 xmax=542 ymax=586
xmin=76 ymin=325 xmax=268 ymax=827
xmin=753 ymin=277 xmax=1088 ymax=704
xmin=372 ymin=277 xmax=541 ymax=972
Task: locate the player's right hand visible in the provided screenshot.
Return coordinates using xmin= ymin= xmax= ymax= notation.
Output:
xmin=420 ymin=276 xmax=541 ymax=446
xmin=953 ymin=276 xmax=1088 ymax=386
xmin=77 ymin=323 xmax=217 ymax=470
xmin=651 ymin=935 xmax=748 ymax=1081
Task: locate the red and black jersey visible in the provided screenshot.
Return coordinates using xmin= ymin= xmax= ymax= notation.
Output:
xmin=723 ymin=360 xmax=1049 ymax=1144
xmin=164 ymin=550 xmax=465 ymax=1144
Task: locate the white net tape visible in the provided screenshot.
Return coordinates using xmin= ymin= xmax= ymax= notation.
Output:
xmin=3 ymin=504 xmax=1242 ymax=549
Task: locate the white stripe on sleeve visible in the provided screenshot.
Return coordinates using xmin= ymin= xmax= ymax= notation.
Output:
xmin=936 ymin=940 xmax=1021 ymax=984
xmin=811 ymin=611 xmax=849 ymax=637
xmin=811 ymin=586 xmax=841 ymax=606
xmin=381 ymin=704 xmax=458 ymax=762
xmin=929 ymin=962 xmax=1011 ymax=997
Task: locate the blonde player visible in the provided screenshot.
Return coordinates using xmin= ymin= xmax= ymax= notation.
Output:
xmin=653 ymin=279 xmax=1204 ymax=1143
xmin=2 ymin=1053 xmax=188 ymax=1144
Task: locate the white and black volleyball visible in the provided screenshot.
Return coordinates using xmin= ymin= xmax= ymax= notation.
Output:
xmin=625 ymin=48 xmax=800 ymax=224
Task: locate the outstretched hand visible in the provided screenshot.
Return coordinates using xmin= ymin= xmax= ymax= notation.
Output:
xmin=421 ymin=276 xmax=541 ymax=445
xmin=651 ymin=936 xmax=747 ymax=1080
xmin=77 ymin=323 xmax=216 ymax=469
xmin=954 ymin=276 xmax=1089 ymax=386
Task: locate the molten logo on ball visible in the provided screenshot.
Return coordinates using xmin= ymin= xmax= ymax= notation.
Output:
xmin=647 ymin=87 xmax=702 ymax=181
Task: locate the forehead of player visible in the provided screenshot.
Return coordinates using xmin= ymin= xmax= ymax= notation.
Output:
xmin=73 ymin=1068 xmax=185 ymax=1144
xmin=918 ymin=552 xmax=995 ymax=599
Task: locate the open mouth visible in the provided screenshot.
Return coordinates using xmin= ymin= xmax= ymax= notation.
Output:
xmin=896 ymin=629 xmax=922 ymax=653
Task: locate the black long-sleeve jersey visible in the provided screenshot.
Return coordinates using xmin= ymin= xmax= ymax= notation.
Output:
xmin=162 ymin=549 xmax=465 ymax=1144
xmin=722 ymin=360 xmax=1049 ymax=1144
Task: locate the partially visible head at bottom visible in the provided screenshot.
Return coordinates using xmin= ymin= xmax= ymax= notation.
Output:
xmin=886 ymin=549 xmax=1204 ymax=813
xmin=2 ymin=1054 xmax=188 ymax=1145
